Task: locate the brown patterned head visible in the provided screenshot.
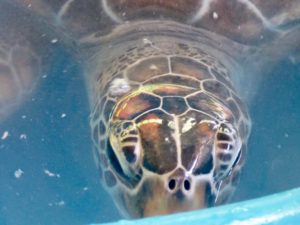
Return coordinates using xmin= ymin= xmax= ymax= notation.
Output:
xmin=90 ymin=45 xmax=250 ymax=218
xmin=102 ymin=82 xmax=248 ymax=217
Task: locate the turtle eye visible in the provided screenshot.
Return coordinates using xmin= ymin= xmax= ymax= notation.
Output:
xmin=109 ymin=121 xmax=141 ymax=177
xmin=121 ymin=137 xmax=139 ymax=164
xmin=213 ymin=122 xmax=242 ymax=181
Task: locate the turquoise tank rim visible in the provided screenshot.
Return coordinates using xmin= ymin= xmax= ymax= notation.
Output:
xmin=91 ymin=187 xmax=300 ymax=225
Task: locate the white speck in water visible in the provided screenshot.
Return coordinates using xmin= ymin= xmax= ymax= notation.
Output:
xmin=21 ymin=115 xmax=27 ymax=119
xmin=61 ymin=113 xmax=67 ymax=118
xmin=48 ymin=201 xmax=65 ymax=207
xmin=44 ymin=169 xmax=60 ymax=178
xmin=14 ymin=169 xmax=24 ymax=178
xmin=42 ymin=74 xmax=47 ymax=79
xmin=284 ymin=133 xmax=289 ymax=138
xmin=51 ymin=39 xmax=58 ymax=44
xmin=57 ymin=201 xmax=65 ymax=206
xmin=1 ymin=131 xmax=9 ymax=140
xmin=83 ymin=187 xmax=89 ymax=191
xmin=63 ymin=69 xmax=68 ymax=73
xmin=20 ymin=134 xmax=27 ymax=140
xmin=277 ymin=144 xmax=282 ymax=149
xmin=212 ymin=12 xmax=219 ymax=20
xmin=27 ymin=4 xmax=31 ymax=8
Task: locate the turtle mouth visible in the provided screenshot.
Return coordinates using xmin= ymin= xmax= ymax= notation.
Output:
xmin=138 ymin=176 xmax=211 ymax=217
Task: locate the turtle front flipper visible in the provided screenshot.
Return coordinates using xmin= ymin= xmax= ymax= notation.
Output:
xmin=0 ymin=2 xmax=55 ymax=121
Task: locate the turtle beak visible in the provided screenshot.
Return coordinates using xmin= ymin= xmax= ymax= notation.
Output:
xmin=123 ymin=168 xmax=214 ymax=218
xmin=141 ymin=176 xmax=210 ymax=217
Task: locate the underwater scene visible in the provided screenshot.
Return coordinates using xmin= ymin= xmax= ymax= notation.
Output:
xmin=0 ymin=48 xmax=121 ymax=225
xmin=0 ymin=1 xmax=300 ymax=225
xmin=0 ymin=46 xmax=299 ymax=225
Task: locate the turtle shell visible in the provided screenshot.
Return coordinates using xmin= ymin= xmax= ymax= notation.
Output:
xmin=10 ymin=0 xmax=300 ymax=45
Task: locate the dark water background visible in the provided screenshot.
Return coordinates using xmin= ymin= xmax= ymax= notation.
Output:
xmin=0 ymin=46 xmax=299 ymax=225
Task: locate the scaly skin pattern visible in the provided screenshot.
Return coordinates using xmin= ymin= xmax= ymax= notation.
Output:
xmin=89 ymin=22 xmax=251 ymax=217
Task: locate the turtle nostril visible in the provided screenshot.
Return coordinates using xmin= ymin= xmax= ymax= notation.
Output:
xmin=184 ymin=179 xmax=191 ymax=191
xmin=168 ymin=179 xmax=176 ymax=191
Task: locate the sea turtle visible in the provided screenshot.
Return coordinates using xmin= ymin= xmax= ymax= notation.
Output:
xmin=0 ymin=0 xmax=299 ymax=219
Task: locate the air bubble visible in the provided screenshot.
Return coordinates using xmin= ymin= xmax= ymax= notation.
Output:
xmin=1 ymin=131 xmax=9 ymax=140
xmin=213 ymin=12 xmax=219 ymax=20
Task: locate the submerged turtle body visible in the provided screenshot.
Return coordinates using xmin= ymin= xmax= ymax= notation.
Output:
xmin=0 ymin=0 xmax=300 ymax=219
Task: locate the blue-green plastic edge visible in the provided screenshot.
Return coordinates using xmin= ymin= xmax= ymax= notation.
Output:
xmin=91 ymin=187 xmax=300 ymax=225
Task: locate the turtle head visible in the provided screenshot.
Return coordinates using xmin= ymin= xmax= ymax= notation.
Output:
xmin=104 ymin=85 xmax=247 ymax=218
